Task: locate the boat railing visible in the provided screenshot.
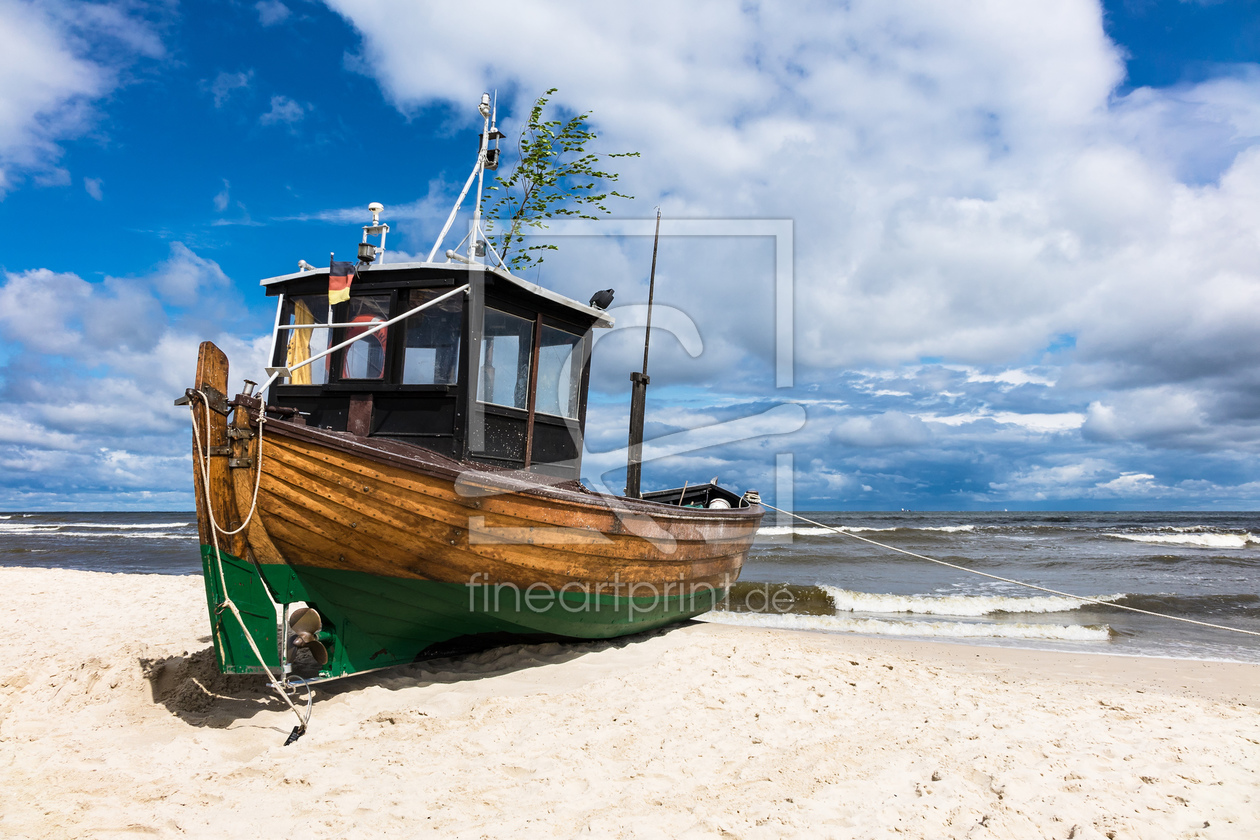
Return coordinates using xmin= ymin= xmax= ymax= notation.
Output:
xmin=261 ymin=283 xmax=470 ymax=393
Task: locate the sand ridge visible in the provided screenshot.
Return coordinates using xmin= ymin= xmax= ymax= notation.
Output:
xmin=1 ymin=567 xmax=1257 ymax=838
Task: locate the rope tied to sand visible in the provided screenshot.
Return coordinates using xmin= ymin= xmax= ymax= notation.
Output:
xmin=189 ymin=390 xmax=311 ymax=734
xmin=761 ymin=504 xmax=1260 ymax=639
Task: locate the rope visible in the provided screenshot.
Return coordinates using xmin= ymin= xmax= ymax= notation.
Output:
xmin=761 ymin=503 xmax=1260 ymax=639
xmin=189 ymin=391 xmax=310 ymax=732
xmin=190 ymin=395 xmax=266 ymax=537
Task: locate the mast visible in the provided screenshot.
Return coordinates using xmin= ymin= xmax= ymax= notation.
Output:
xmin=470 ymin=93 xmax=492 ymax=262
xmin=426 ymin=92 xmax=501 ymax=265
xmin=626 ymin=208 xmax=661 ymax=499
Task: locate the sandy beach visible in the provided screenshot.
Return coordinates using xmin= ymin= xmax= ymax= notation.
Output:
xmin=2 ymin=567 xmax=1257 ymax=839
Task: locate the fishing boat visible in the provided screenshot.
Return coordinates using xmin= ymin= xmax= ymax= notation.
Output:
xmin=182 ymin=93 xmax=764 ymax=691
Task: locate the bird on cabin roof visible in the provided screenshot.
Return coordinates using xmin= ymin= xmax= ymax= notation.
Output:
xmin=589 ymin=289 xmax=615 ymax=310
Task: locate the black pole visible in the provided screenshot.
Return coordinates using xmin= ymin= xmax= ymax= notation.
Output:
xmin=626 ymin=208 xmax=661 ymax=498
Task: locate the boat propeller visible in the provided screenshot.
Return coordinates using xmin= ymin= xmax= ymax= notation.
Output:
xmin=286 ymin=606 xmax=329 ymax=666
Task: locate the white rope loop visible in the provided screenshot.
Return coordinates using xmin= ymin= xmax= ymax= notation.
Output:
xmin=189 ymin=390 xmax=309 ymax=730
xmin=762 ymin=504 xmax=1260 ymax=639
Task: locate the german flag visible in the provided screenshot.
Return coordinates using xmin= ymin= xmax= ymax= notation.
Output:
xmin=329 ymin=259 xmax=356 ymax=305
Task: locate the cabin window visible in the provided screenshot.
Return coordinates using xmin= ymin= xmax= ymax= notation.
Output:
xmin=478 ymin=307 xmax=534 ymax=409
xmin=284 ymin=295 xmax=331 ymax=385
xmin=341 ymin=294 xmax=390 ymax=380
xmin=402 ymin=287 xmax=462 ymax=385
xmin=535 ymin=325 xmax=585 ymax=419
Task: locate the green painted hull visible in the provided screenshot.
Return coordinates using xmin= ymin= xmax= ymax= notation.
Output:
xmin=201 ymin=545 xmax=727 ymax=678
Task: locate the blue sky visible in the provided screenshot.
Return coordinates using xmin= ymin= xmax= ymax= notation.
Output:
xmin=1 ymin=0 xmax=1260 ymax=511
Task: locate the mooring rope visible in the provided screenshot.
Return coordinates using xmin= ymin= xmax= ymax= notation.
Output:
xmin=761 ymin=503 xmax=1260 ymax=639
xmin=189 ymin=391 xmax=310 ymax=733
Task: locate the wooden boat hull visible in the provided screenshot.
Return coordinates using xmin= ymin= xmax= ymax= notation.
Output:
xmin=189 ymin=343 xmax=763 ymax=678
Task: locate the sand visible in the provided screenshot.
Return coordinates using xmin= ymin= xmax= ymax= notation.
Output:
xmin=1 ymin=567 xmax=1257 ymax=839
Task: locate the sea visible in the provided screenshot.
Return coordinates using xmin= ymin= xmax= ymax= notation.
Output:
xmin=3 ymin=510 xmax=1258 ymax=665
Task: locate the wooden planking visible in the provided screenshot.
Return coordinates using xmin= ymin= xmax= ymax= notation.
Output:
xmin=265 ymin=430 xmax=760 ymax=551
xmin=264 ymin=436 xmax=753 ymax=566
xmin=255 ymin=443 xmax=749 ymax=588
xmin=264 ymin=417 xmax=762 ymax=541
xmin=258 ymin=437 xmax=751 ymax=586
xmin=260 ymin=485 xmax=578 ymax=590
xmin=259 ymin=463 xmax=741 ymax=589
xmin=230 ymin=428 xmax=289 ymax=568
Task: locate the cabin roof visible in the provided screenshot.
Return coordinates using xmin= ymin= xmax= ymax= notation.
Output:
xmin=260 ymin=260 xmax=614 ymax=328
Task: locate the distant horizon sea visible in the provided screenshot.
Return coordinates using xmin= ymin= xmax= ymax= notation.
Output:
xmin=3 ymin=510 xmax=1258 ymax=665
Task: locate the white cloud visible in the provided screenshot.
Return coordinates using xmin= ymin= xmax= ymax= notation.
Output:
xmin=964 ymin=368 xmax=1057 ymax=388
xmin=209 ymin=70 xmax=253 ymax=108
xmin=830 ymin=412 xmax=931 ymax=448
xmin=0 ymin=243 xmax=232 ymax=358
xmin=1082 ymin=387 xmax=1205 ymax=442
xmin=260 ymin=94 xmax=306 ymax=125
xmin=0 ymin=244 xmax=268 ymax=508
xmin=83 ymin=176 xmax=102 ymax=200
xmin=329 ymin=3 xmax=1260 ymax=470
xmin=1093 ymin=471 xmax=1159 ymax=496
xmin=256 ymin=0 xmax=291 ymax=27
xmin=213 ymin=179 xmax=230 ymax=212
xmin=12 ymin=1 xmax=1259 ymax=506
xmin=804 ymin=459 xmax=860 ymax=493
xmin=148 ymin=241 xmax=232 ymax=307
xmin=0 ymin=0 xmax=162 ymax=194
xmin=919 ymin=410 xmax=1085 ymax=434
xmin=987 ymin=459 xmax=1108 ymax=498
xmin=321 ymin=1 xmax=1260 ymax=394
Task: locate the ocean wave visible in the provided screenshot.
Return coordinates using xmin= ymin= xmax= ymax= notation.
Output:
xmin=819 ymin=586 xmax=1121 ymax=617
xmin=1104 ymin=532 xmax=1258 ymax=549
xmin=48 ymin=522 xmax=193 ymax=530
xmin=1116 ymin=592 xmax=1260 ymax=617
xmin=755 ymin=524 xmax=976 ymax=537
xmin=698 ymin=610 xmax=1113 ymax=641
xmin=54 ymin=531 xmax=195 ymax=541
xmin=0 ymin=522 xmax=194 ymax=534
xmin=756 ymin=526 xmax=844 ymax=537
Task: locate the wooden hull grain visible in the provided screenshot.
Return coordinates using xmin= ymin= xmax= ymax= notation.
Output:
xmin=190 ymin=342 xmax=764 ymax=678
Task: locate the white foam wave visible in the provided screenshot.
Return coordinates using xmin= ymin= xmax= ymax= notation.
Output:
xmin=755 ymin=524 xmax=975 ymax=537
xmin=756 ymin=526 xmax=839 ymax=537
xmin=54 ymin=531 xmax=194 ymax=540
xmin=0 ymin=522 xmax=194 ymax=534
xmin=699 ymin=610 xmax=1112 ymax=642
xmin=54 ymin=522 xmax=192 ymax=530
xmin=819 ymin=586 xmax=1119 ymax=617
xmin=1105 ymin=532 xmax=1257 ymax=549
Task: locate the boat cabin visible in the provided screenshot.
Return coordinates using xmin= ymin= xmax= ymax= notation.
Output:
xmin=261 ymin=261 xmax=612 ymax=481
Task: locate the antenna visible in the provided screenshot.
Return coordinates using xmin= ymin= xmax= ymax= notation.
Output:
xmin=625 ymin=207 xmax=662 ymax=499
xmin=469 ymin=92 xmax=492 ymax=263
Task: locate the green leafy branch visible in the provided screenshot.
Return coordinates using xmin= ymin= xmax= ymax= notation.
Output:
xmin=482 ymin=88 xmax=639 ymax=271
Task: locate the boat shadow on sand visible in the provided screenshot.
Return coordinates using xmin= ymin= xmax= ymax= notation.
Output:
xmin=139 ymin=623 xmax=691 ymax=730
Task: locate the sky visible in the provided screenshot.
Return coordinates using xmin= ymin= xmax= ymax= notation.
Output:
xmin=1 ymin=0 xmax=1260 ymax=511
